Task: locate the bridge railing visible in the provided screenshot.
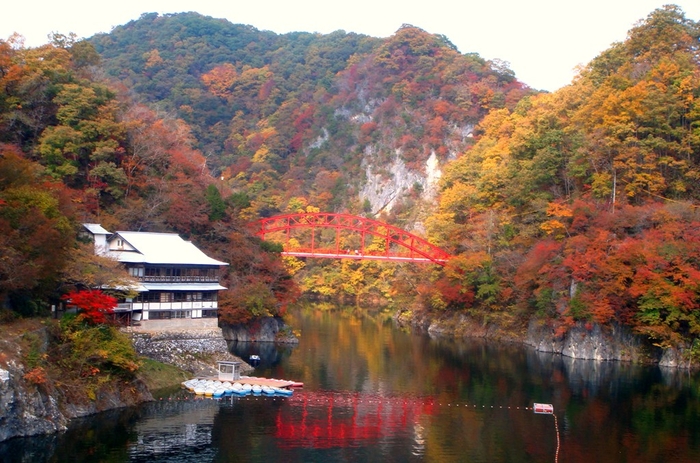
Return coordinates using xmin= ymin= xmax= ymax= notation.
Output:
xmin=250 ymin=213 xmax=451 ymax=265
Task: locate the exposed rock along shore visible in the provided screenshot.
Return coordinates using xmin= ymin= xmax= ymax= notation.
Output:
xmin=219 ymin=316 xmax=299 ymax=343
xmin=394 ymin=309 xmax=697 ymax=370
xmin=0 ymin=367 xmax=151 ymax=443
xmin=0 ymin=317 xmax=298 ymax=443
xmin=0 ymin=325 xmax=152 ymax=443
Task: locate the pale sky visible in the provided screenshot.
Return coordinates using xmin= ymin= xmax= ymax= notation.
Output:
xmin=3 ymin=1 xmax=699 ymax=91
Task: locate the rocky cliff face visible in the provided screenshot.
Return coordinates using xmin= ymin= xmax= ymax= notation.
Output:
xmin=396 ymin=308 xmax=694 ymax=369
xmin=219 ymin=316 xmax=299 ymax=343
xmin=526 ymin=320 xmax=697 ymax=368
xmin=360 ymin=149 xmax=443 ymax=214
xmin=0 ymin=363 xmax=69 ymax=441
xmin=0 ymin=360 xmax=151 ymax=442
xmin=525 ymin=320 xmax=653 ymax=363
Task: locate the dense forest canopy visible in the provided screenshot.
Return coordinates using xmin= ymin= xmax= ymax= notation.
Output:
xmin=427 ymin=5 xmax=700 ymax=347
xmin=88 ymin=13 xmax=532 ymax=217
xmin=2 ymin=5 xmax=700 ymax=354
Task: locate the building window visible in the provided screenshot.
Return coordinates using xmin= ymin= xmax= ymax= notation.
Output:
xmin=202 ymin=309 xmax=218 ymax=318
xmin=135 ymin=291 xmax=160 ymax=302
xmin=128 ymin=267 xmax=144 ymax=277
xmin=149 ymin=311 xmax=171 ymax=320
xmin=160 ymin=293 xmax=173 ymax=303
xmin=173 ymin=310 xmax=191 ymax=319
xmin=172 ymin=292 xmax=206 ymax=302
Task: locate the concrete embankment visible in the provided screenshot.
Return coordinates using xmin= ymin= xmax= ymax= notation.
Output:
xmin=129 ymin=327 xmax=252 ymax=377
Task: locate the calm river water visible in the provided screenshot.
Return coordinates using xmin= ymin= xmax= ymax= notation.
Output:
xmin=2 ymin=303 xmax=700 ymax=462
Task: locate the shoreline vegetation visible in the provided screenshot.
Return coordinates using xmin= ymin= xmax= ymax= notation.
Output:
xmin=0 ymin=317 xmax=247 ymax=442
xmin=1 ymin=302 xmax=697 ymax=443
xmin=0 ymin=311 xmax=306 ymax=442
xmin=2 ymin=7 xmax=700 ymax=442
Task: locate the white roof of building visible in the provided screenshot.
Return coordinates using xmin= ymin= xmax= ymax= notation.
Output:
xmin=83 ymin=223 xmax=112 ymax=235
xmin=108 ymin=231 xmax=228 ymax=266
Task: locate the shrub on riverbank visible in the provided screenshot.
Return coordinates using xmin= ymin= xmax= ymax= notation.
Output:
xmin=137 ymin=358 xmax=189 ymax=391
xmin=10 ymin=315 xmax=143 ymax=403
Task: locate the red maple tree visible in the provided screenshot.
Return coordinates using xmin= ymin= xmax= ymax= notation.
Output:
xmin=62 ymin=289 xmax=117 ymax=325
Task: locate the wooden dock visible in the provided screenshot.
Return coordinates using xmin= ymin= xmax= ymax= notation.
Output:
xmin=237 ymin=376 xmax=304 ymax=388
xmin=197 ymin=375 xmax=303 ymax=388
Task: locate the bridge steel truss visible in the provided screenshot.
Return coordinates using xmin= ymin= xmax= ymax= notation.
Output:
xmin=251 ymin=213 xmax=451 ymax=265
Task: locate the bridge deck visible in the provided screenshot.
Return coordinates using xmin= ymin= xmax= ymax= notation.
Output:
xmin=283 ymin=251 xmax=445 ymax=264
xmin=251 ymin=213 xmax=451 ymax=266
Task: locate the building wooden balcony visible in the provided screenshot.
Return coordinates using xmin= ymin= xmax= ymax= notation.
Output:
xmin=136 ymin=275 xmax=220 ymax=283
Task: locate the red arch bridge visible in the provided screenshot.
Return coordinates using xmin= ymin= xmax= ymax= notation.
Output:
xmin=250 ymin=213 xmax=451 ymax=265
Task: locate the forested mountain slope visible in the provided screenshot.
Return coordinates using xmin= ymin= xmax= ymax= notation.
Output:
xmin=425 ymin=5 xmax=700 ymax=350
xmin=90 ymin=12 xmax=532 ymax=220
xmin=2 ymin=5 xmax=700 ymax=357
xmin=0 ymin=32 xmax=296 ymax=320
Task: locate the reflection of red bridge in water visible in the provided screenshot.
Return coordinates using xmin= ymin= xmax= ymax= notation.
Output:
xmin=250 ymin=213 xmax=451 ymax=266
xmin=274 ymin=392 xmax=435 ymax=449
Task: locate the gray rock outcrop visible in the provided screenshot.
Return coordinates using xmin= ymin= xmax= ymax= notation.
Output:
xmin=0 ymin=359 xmax=151 ymax=442
xmin=525 ymin=320 xmax=651 ymax=363
xmin=220 ymin=316 xmax=299 ymax=343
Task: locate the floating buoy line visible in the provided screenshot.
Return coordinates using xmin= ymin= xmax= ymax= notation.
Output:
xmin=169 ymin=386 xmax=559 ymax=462
xmin=167 ymin=388 xmax=560 ymax=463
xmin=169 ymin=386 xmax=552 ymax=414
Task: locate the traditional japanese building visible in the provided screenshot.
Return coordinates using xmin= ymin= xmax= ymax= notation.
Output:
xmin=82 ymin=224 xmax=228 ymax=328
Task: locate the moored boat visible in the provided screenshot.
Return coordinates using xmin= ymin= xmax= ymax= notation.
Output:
xmin=273 ymin=387 xmax=293 ymax=397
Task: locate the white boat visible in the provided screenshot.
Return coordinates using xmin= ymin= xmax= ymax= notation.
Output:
xmin=261 ymin=386 xmax=275 ymax=395
xmin=182 ymin=380 xmax=197 ymax=391
xmin=273 ymin=387 xmax=293 ymax=397
xmin=251 ymin=384 xmax=262 ymax=394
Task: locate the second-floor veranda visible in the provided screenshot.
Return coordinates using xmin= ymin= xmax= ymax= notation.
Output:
xmin=127 ymin=264 xmax=223 ymax=284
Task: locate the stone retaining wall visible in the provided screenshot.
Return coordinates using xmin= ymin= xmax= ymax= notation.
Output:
xmin=130 ymin=318 xmax=219 ymax=332
xmin=129 ymin=328 xmax=253 ymax=377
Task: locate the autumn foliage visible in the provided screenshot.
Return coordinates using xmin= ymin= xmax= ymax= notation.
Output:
xmin=62 ymin=289 xmax=117 ymax=325
xmin=427 ymin=5 xmax=700 ymax=348
xmin=2 ymin=6 xmax=700 ymax=353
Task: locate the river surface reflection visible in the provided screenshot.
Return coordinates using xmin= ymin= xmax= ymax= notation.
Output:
xmin=2 ymin=303 xmax=700 ymax=462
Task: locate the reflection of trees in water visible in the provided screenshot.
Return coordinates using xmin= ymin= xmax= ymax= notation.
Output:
xmin=8 ymin=302 xmax=700 ymax=462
